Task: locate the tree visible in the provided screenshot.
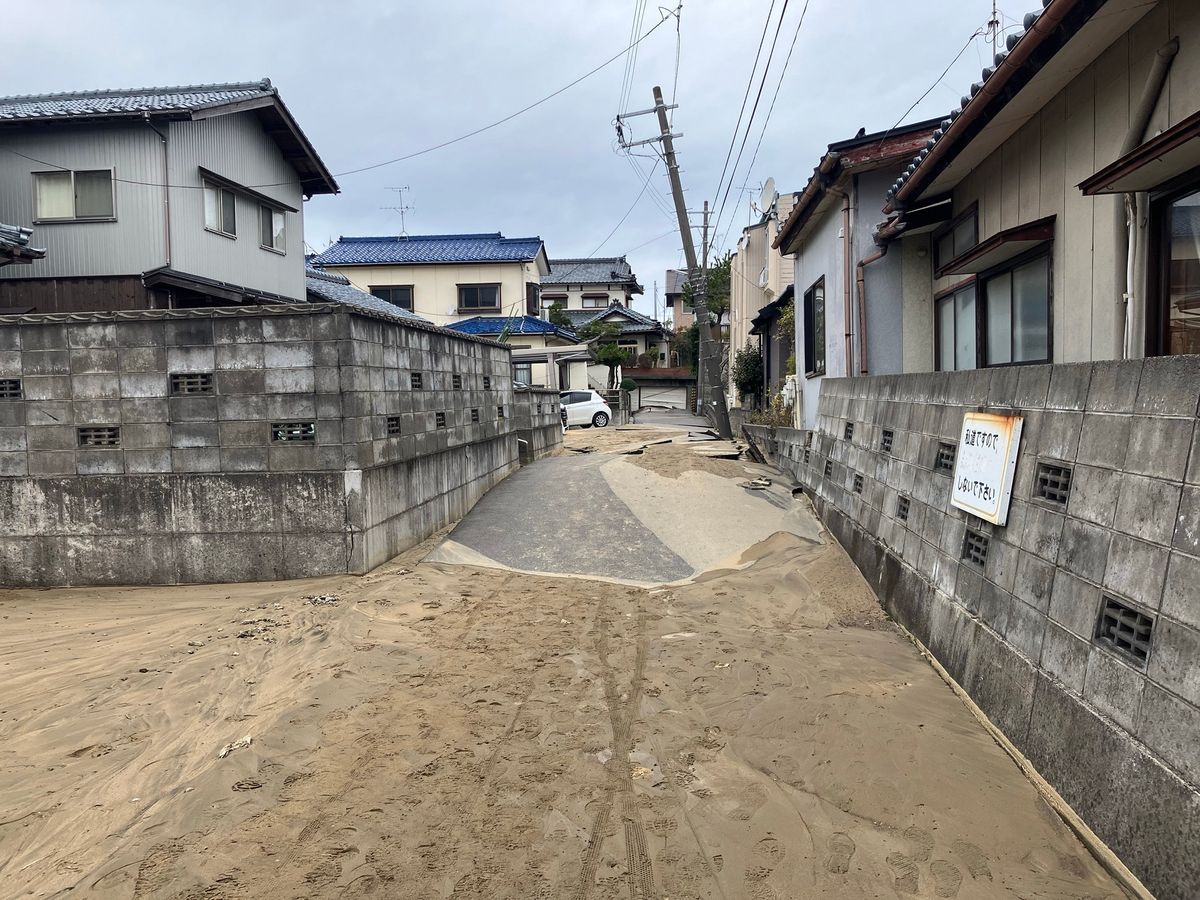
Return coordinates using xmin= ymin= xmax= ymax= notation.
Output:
xmin=681 ymin=251 xmax=732 ymax=325
xmin=672 ymin=322 xmax=699 ymax=374
xmin=579 ymin=320 xmax=632 ymax=389
xmin=732 ymin=341 xmax=764 ymax=406
xmin=776 ymin=299 xmax=796 ymax=379
xmin=547 ymin=300 xmax=571 ymax=328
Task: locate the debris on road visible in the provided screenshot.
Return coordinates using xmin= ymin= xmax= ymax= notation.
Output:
xmin=217 ymin=735 xmax=252 ymax=759
xmin=304 ymin=594 xmax=340 ymax=606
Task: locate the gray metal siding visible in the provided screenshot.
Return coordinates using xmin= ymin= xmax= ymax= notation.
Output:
xmin=167 ymin=113 xmax=306 ymax=300
xmin=0 ymin=122 xmax=166 ymax=279
xmin=855 ymin=167 xmax=906 ymax=377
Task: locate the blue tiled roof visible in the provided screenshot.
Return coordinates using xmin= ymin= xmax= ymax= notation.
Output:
xmin=305 ymin=267 xmax=428 ymax=323
xmin=0 ymin=80 xmax=274 ymax=120
xmin=310 ymin=233 xmax=545 ymax=266
xmin=446 ymin=315 xmax=577 ymax=341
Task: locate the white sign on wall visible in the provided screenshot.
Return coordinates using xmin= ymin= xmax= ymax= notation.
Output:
xmin=950 ymin=412 xmax=1024 ymax=526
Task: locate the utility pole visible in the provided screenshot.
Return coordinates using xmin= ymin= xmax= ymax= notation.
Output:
xmin=649 ymin=86 xmax=732 ymax=438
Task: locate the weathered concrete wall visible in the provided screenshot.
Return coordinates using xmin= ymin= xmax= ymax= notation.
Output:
xmin=513 ymin=387 xmax=562 ymax=465
xmin=743 ymin=356 xmax=1200 ymax=900
xmin=0 ymin=304 xmax=561 ymax=586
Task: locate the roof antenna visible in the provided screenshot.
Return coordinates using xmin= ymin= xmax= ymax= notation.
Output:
xmin=986 ymin=0 xmax=1000 ymax=47
xmin=382 ymin=185 xmax=414 ymax=237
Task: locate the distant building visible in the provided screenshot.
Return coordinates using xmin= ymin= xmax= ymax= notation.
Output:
xmin=664 ymin=268 xmax=693 ymax=331
xmin=560 ymin=303 xmax=671 ymax=370
xmin=309 ymin=233 xmax=549 ymax=328
xmin=0 ymin=80 xmax=337 ymax=312
xmin=539 ymin=256 xmax=643 ymax=312
xmin=445 ymin=314 xmax=582 ymax=388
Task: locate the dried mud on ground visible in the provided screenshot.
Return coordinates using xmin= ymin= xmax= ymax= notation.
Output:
xmin=562 ymin=425 xmax=678 ymax=455
xmin=0 ymin=524 xmax=1126 ymax=898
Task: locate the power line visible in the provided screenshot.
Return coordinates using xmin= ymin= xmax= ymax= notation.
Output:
xmin=715 ymin=0 xmax=810 ymax=253
xmin=709 ymin=0 xmax=777 ymax=218
xmin=5 ymin=6 xmax=680 ymax=192
xmin=710 ymin=0 xmax=791 ymax=249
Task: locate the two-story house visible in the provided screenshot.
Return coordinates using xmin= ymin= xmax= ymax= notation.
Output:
xmin=0 ymin=80 xmax=337 ymax=312
xmin=664 ymin=268 xmax=693 ymax=331
xmin=309 ymin=233 xmax=550 ymax=328
xmin=538 ymin=256 xmax=643 ymax=312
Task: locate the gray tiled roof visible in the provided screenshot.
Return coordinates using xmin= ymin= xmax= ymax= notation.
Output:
xmin=305 ymin=267 xmax=428 ymax=322
xmin=542 ymin=256 xmax=638 ymax=286
xmin=311 ymin=233 xmax=544 ymax=266
xmin=561 ymin=303 xmax=666 ymax=336
xmin=0 ymin=80 xmax=274 ymax=120
xmin=665 ymin=268 xmax=688 ymax=295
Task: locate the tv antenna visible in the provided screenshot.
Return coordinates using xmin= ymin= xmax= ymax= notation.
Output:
xmin=382 ymin=185 xmax=414 ymax=236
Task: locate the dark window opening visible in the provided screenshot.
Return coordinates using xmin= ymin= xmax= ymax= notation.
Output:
xmin=483 ymin=376 xmax=492 ymax=390
xmin=803 ymin=448 xmax=811 ymax=465
xmin=802 ymin=277 xmax=826 ymax=376
xmin=272 ymin=422 xmax=315 ymax=442
xmin=170 ymin=372 xmax=214 ymax=395
xmin=824 ymin=459 xmax=833 ymax=478
xmin=458 ymin=283 xmax=500 ymax=311
xmin=370 ymin=285 xmax=414 ymax=311
xmin=1095 ymin=596 xmax=1154 ymax=665
xmin=1035 ymin=462 xmax=1072 ymax=505
xmin=77 ymin=425 xmax=119 ymax=447
xmin=497 ymin=405 xmax=505 ymax=420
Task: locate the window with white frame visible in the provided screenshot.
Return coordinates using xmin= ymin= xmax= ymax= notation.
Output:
xmin=34 ymin=169 xmax=114 ymax=221
xmin=582 ymin=294 xmax=609 ymax=308
xmin=204 ymin=182 xmax=237 ymax=237
xmin=259 ymin=205 xmax=285 ymax=253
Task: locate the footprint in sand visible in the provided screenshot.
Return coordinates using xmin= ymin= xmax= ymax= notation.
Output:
xmin=903 ymin=825 xmax=935 ymax=862
xmin=886 ymin=852 xmax=920 ymax=894
xmin=826 ymin=832 xmax=856 ymax=874
xmin=930 ymin=859 xmax=963 ymax=898
xmin=951 ymin=840 xmax=992 ymax=881
xmin=755 ymin=836 xmax=786 ymax=864
xmin=725 ymin=783 xmax=768 ymax=821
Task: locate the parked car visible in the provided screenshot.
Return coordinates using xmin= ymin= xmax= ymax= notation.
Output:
xmin=560 ymin=390 xmax=611 ymax=428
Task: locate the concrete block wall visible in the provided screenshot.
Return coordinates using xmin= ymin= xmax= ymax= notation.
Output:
xmin=743 ymin=355 xmax=1200 ymax=900
xmin=0 ymin=304 xmax=562 ymax=586
xmin=514 ymin=387 xmax=563 ymax=464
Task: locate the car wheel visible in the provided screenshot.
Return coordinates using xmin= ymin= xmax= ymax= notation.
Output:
xmin=592 ymin=411 xmax=609 ymax=428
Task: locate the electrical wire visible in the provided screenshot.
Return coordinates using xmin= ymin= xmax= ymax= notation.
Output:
xmin=709 ymin=0 xmax=776 ymax=220
xmin=5 ymin=5 xmax=680 ymax=192
xmin=710 ymin=0 xmax=791 ymax=250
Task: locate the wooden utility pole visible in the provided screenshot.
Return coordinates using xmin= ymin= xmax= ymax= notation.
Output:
xmin=650 ymin=86 xmax=733 ymax=438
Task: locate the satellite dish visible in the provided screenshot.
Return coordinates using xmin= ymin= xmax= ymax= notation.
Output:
xmin=760 ymin=177 xmax=776 ymax=213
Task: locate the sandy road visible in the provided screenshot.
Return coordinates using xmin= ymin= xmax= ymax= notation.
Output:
xmin=0 ymin=441 xmax=1129 ymax=899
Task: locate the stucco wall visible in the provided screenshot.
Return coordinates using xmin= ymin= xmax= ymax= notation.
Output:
xmin=0 ymin=305 xmax=561 ymax=585
xmin=743 ymin=356 xmax=1200 ymax=900
xmin=326 ymin=261 xmax=541 ymax=327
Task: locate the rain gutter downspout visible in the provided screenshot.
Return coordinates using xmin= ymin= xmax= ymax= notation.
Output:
xmin=144 ymin=114 xmax=172 ymax=309
xmin=1117 ymin=37 xmax=1178 ymax=359
xmin=829 ymin=187 xmax=853 ymax=373
xmin=855 ymin=246 xmax=888 ymax=375
xmin=890 ymin=0 xmax=1078 ymax=213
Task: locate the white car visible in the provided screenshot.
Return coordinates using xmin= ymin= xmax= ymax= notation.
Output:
xmin=560 ymin=390 xmax=611 ymax=428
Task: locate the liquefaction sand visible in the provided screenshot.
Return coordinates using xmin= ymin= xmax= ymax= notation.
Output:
xmin=0 ymin=446 xmax=1128 ymax=898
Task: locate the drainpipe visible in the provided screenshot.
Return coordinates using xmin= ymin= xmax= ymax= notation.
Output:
xmin=855 ymin=245 xmax=888 ymax=375
xmin=829 ymin=187 xmax=853 ymax=374
xmin=144 ymin=114 xmax=171 ymax=309
xmin=1117 ymin=37 xmax=1178 ymax=359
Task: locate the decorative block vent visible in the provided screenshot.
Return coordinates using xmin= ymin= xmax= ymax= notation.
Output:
xmin=0 ymin=377 xmax=23 ymax=399
xmin=435 ymin=411 xmax=447 ymax=428
xmin=77 ymin=425 xmax=120 ymax=447
xmin=1035 ymin=462 xmax=1072 ymax=505
xmin=271 ymin=422 xmax=315 ymax=442
xmin=452 ymin=373 xmax=463 ymax=390
xmin=881 ymin=428 xmax=894 ymax=453
xmin=537 ymin=402 xmax=543 ymax=414
xmin=805 ymin=431 xmax=813 ymax=448
xmin=1095 ymin=596 xmax=1154 ymax=665
xmin=410 ymin=372 xmax=423 ymax=390
xmin=824 ymin=459 xmax=833 ymax=478
xmin=962 ymin=528 xmax=990 ymax=567
xmin=386 ymin=416 xmax=401 ymax=436
xmin=844 ymin=422 xmax=855 ymax=441
xmin=471 ymin=408 xmax=480 ymax=424
xmin=803 ymin=448 xmax=811 ymax=465
xmin=497 ymin=405 xmax=505 ymax=420
xmin=169 ymin=372 xmax=214 ymax=395
xmin=897 ymin=495 xmax=911 ymax=522
xmin=935 ymin=441 xmax=957 ymax=473
xmin=482 ymin=376 xmax=492 ymax=390
xmin=853 ymin=473 xmax=864 ymax=494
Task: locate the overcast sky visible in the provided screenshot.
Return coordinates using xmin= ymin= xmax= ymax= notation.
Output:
xmin=2 ymin=0 xmax=1024 ymax=317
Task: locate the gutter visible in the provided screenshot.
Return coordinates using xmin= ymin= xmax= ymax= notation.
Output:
xmin=143 ymin=114 xmax=171 ymax=276
xmin=890 ymin=0 xmax=1079 ymax=211
xmin=774 ymin=153 xmax=841 ymax=251
xmin=855 ymin=246 xmax=888 ymax=375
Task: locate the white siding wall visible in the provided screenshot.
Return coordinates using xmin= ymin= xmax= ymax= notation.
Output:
xmin=167 ymin=113 xmax=306 ymax=301
xmin=793 ymin=202 xmax=847 ymax=430
xmin=0 ymin=123 xmax=166 ymax=279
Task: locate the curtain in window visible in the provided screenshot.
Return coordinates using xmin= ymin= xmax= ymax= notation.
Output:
xmin=1012 ymin=255 xmax=1050 ymax=361
xmin=35 ymin=172 xmax=74 ymax=219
